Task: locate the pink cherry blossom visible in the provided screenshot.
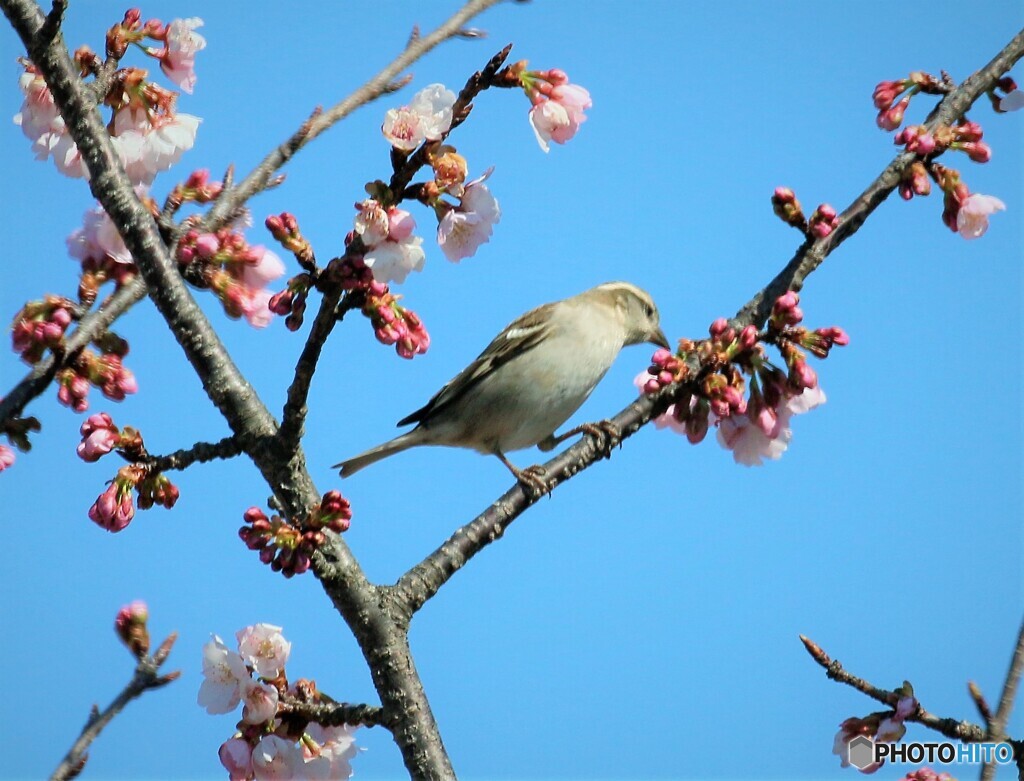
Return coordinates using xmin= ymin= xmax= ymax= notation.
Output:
xmin=13 ymin=68 xmax=87 ymax=177
xmin=0 ymin=444 xmax=14 ymax=472
xmin=240 ymin=679 xmax=279 ymax=725
xmin=1000 ymin=90 xmax=1024 ymax=112
xmin=219 ymin=737 xmax=254 ymax=781
xmin=77 ymin=413 xmax=120 ymax=462
xmin=364 ymin=236 xmax=426 ymax=284
xmin=303 ymin=723 xmax=359 ymax=779
xmin=239 ymin=247 xmax=286 ymax=328
xmin=528 ymin=83 xmax=592 ymax=153
xmin=158 ymin=18 xmax=206 ymax=94
xmin=112 ymin=107 xmax=201 ymax=185
xmin=353 ymin=199 xmax=390 ymax=248
xmin=236 ymin=623 xmax=291 ymax=678
xmin=67 ymin=203 xmax=134 ymax=265
xmin=198 ymin=635 xmax=250 ymax=714
xmin=437 ymin=171 xmax=501 ymax=262
xmin=956 ymin=193 xmax=1006 ymax=239
xmin=717 ymin=386 xmax=826 ymax=466
xmin=252 ymin=735 xmax=303 ymax=781
xmin=381 ymin=83 xmax=456 ymax=151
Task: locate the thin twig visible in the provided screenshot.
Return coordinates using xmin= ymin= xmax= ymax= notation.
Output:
xmin=277 ymin=44 xmax=510 ymax=455
xmin=145 ymin=434 xmax=242 ymax=473
xmin=278 ymin=699 xmax=386 ymax=729
xmin=392 ymin=25 xmax=1024 ymax=616
xmin=203 ymin=0 xmax=506 ymax=230
xmin=799 ymin=635 xmax=990 ymax=745
xmin=50 ymin=634 xmax=179 ymax=781
xmin=980 ymin=614 xmax=1024 ymax=781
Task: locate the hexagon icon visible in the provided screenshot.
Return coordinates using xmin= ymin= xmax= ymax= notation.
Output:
xmin=848 ymin=735 xmax=876 ymax=770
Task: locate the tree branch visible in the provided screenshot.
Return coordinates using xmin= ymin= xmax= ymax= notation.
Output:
xmin=798 ymin=635 xmax=992 ymax=745
xmin=278 ymin=699 xmax=387 ymax=729
xmin=980 ymin=614 xmax=1024 ymax=781
xmin=392 ymin=25 xmax=1024 ymax=616
xmin=145 ymin=434 xmax=242 ymax=473
xmin=1 ymin=1 xmax=508 ymax=778
xmin=203 ymin=0 xmax=507 ymax=230
xmin=50 ymin=633 xmax=179 ymax=781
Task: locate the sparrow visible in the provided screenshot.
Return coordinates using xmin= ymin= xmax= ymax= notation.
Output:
xmin=333 ymin=281 xmax=669 ymax=484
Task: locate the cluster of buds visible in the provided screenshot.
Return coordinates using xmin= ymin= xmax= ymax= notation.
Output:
xmin=136 ymin=471 xmax=180 ymax=510
xmin=931 ymin=163 xmax=1006 ymax=239
xmin=87 ymin=463 xmax=179 ymax=532
xmin=269 ymin=273 xmax=312 ymax=331
xmin=200 ymin=625 xmax=359 ymax=780
xmin=515 ymin=63 xmax=593 ymax=153
xmin=832 ymin=687 xmax=918 ymax=773
xmin=56 ymin=345 xmax=137 ymax=412
xmin=874 ymin=71 xmax=946 ymax=131
xmin=238 ymin=491 xmax=352 ymax=578
xmin=266 ymin=212 xmax=314 ymax=267
xmin=88 ymin=465 xmax=142 ymax=532
xmin=771 ymin=187 xmax=839 ymax=240
xmin=167 ymin=168 xmax=223 ymax=210
xmin=808 ymin=204 xmax=839 ymax=239
xmin=81 ymin=418 xmax=179 ymax=530
xmin=362 ymin=281 xmax=430 ymax=359
xmin=176 ymin=227 xmax=285 ymax=328
xmin=639 ymin=292 xmax=846 ymax=464
xmin=895 ymin=120 xmax=991 ymax=163
xmin=102 ymin=10 xmax=206 ymax=94
xmin=114 ymin=600 xmax=150 ymax=658
xmin=11 ymin=296 xmax=75 ymax=363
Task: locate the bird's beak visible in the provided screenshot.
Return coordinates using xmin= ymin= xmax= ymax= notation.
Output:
xmin=650 ymin=327 xmax=670 ymax=350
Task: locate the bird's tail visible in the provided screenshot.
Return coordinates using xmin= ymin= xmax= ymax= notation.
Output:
xmin=332 ymin=431 xmax=421 ymax=477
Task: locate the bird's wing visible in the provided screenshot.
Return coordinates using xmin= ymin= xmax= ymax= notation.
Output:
xmin=397 ymin=303 xmax=557 ymax=427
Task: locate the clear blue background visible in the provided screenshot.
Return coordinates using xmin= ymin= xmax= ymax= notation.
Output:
xmin=1 ymin=2 xmax=1022 ymax=779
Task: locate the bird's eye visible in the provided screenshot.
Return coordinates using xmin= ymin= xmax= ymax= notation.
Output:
xmin=644 ymin=303 xmax=654 ymax=317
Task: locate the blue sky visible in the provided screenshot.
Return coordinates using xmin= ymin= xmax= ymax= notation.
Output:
xmin=1 ymin=2 xmax=1022 ymax=779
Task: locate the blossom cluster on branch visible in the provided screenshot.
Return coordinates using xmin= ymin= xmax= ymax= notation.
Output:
xmin=199 ymin=624 xmax=360 ymax=780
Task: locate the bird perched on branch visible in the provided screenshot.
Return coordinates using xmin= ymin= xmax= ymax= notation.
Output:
xmin=333 ymin=281 xmax=669 ymax=489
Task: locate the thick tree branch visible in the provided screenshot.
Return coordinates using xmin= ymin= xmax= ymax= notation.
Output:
xmin=279 ymin=699 xmax=387 ymax=729
xmin=393 ymin=26 xmax=1024 ymax=616
xmin=1 ymin=2 xmax=506 ymax=778
xmin=50 ymin=633 xmax=179 ymax=781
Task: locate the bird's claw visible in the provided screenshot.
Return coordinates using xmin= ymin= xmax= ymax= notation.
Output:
xmin=514 ymin=464 xmax=551 ymax=499
xmin=580 ymin=420 xmax=621 ymax=459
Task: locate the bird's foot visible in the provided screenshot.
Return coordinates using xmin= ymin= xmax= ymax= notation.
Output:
xmin=514 ymin=464 xmax=551 ymax=499
xmin=577 ymin=420 xmax=621 ymax=460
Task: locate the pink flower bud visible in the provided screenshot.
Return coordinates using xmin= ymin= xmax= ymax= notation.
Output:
xmin=963 ymin=141 xmax=992 ymax=163
xmin=709 ymin=318 xmax=729 ymax=337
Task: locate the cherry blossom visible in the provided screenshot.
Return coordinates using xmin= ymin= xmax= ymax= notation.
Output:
xmin=111 ymin=107 xmax=201 ymax=185
xmin=240 ymin=679 xmax=279 ymax=725
xmin=157 ymin=18 xmax=206 ymax=94
xmin=1000 ymin=90 xmax=1024 ymax=111
xmin=76 ymin=413 xmax=120 ymax=462
xmin=303 ymin=723 xmax=359 ymax=779
xmin=67 ymin=203 xmax=134 ymax=265
xmin=717 ymin=386 xmax=826 ymax=466
xmin=528 ymin=83 xmax=592 ymax=153
xmin=219 ymin=737 xmax=254 ymax=781
xmin=236 ymin=623 xmax=291 ymax=678
xmin=956 ymin=193 xmax=1006 ymax=239
xmin=252 ymin=734 xmax=303 ymax=781
xmin=198 ymin=635 xmax=250 ymax=714
xmin=363 ymin=235 xmax=426 ymax=284
xmin=437 ymin=171 xmax=501 ymax=262
xmin=381 ymin=83 xmax=456 ymax=151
